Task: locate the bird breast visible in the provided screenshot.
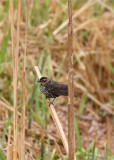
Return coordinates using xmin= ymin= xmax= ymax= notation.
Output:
xmin=40 ymin=85 xmax=46 ymax=94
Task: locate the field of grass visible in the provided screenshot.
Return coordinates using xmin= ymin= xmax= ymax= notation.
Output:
xmin=0 ymin=0 xmax=114 ymax=159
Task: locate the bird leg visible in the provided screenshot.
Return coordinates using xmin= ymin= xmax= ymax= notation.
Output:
xmin=46 ymin=97 xmax=56 ymax=105
xmin=50 ymin=98 xmax=56 ymax=104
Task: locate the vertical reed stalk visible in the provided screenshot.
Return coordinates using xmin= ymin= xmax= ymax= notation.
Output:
xmin=20 ymin=1 xmax=29 ymax=159
xmin=10 ymin=0 xmax=21 ymax=159
xmin=68 ymin=0 xmax=75 ymax=159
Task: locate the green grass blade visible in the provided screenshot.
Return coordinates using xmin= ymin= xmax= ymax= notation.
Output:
xmin=79 ymin=94 xmax=87 ymax=117
xmin=91 ymin=141 xmax=96 ymax=160
xmin=0 ymin=150 xmax=6 ymax=160
xmin=0 ymin=30 xmax=10 ymax=63
xmin=74 ymin=117 xmax=82 ymax=150
xmin=56 ymin=58 xmax=65 ymax=81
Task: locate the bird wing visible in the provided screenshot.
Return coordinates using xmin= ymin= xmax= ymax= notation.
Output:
xmin=46 ymin=80 xmax=68 ymax=97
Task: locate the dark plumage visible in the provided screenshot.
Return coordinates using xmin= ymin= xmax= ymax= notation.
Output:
xmin=37 ymin=77 xmax=68 ymax=99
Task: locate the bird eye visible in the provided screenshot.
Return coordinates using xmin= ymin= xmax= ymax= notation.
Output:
xmin=43 ymin=78 xmax=47 ymax=82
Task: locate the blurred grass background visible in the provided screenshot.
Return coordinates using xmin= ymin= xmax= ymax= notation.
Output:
xmin=0 ymin=0 xmax=114 ymax=159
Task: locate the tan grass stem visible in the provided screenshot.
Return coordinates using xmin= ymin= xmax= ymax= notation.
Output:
xmin=20 ymin=1 xmax=29 ymax=159
xmin=68 ymin=0 xmax=76 ymax=159
xmin=10 ymin=0 xmax=21 ymax=159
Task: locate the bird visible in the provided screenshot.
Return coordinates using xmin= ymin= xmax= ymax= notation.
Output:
xmin=37 ymin=76 xmax=80 ymax=103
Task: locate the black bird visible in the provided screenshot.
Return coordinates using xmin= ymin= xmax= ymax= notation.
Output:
xmin=37 ymin=77 xmax=80 ymax=103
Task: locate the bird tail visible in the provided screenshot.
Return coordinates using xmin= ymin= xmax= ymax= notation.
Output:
xmin=57 ymin=84 xmax=68 ymax=96
xmin=58 ymin=84 xmax=81 ymax=97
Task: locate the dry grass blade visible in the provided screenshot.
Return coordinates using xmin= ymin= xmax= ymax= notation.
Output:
xmin=68 ymin=0 xmax=75 ymax=159
xmin=54 ymin=140 xmax=64 ymax=159
xmin=34 ymin=66 xmax=69 ymax=155
xmin=96 ymin=0 xmax=114 ymax=14
xmin=53 ymin=0 xmax=94 ymax=35
xmin=0 ymin=100 xmax=21 ymax=116
xmin=75 ymin=83 xmax=114 ymax=115
xmin=106 ymin=117 xmax=112 ymax=149
xmin=62 ymin=18 xmax=96 ymax=40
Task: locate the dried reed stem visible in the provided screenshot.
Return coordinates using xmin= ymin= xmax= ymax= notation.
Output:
xmin=68 ymin=0 xmax=75 ymax=159
xmin=20 ymin=1 xmax=29 ymax=159
xmin=34 ymin=66 xmax=69 ymax=155
xmin=10 ymin=0 xmax=21 ymax=159
xmin=34 ymin=66 xmax=42 ymax=79
xmin=75 ymin=83 xmax=114 ymax=115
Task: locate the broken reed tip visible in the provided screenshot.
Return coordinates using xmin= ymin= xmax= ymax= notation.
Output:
xmin=34 ymin=66 xmax=42 ymax=79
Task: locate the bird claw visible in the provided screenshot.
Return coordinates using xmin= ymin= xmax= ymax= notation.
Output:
xmin=47 ymin=101 xmax=54 ymax=106
xmin=47 ymin=98 xmax=55 ymax=106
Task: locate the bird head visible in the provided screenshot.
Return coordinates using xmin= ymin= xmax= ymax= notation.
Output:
xmin=37 ymin=77 xmax=48 ymax=85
